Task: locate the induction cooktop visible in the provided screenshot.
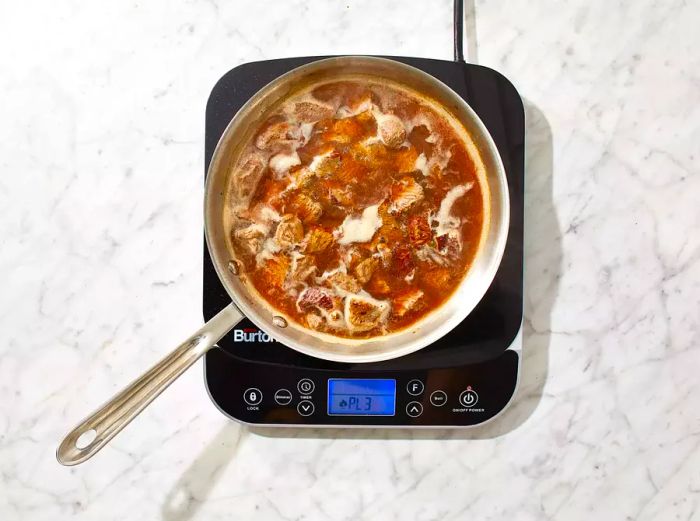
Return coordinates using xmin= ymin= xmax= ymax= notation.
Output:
xmin=202 ymin=54 xmax=524 ymax=428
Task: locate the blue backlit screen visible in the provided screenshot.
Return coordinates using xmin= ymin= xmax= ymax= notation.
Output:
xmin=327 ymin=379 xmax=396 ymax=416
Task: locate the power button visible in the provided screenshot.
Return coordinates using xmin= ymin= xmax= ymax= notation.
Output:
xmin=459 ymin=389 xmax=479 ymax=407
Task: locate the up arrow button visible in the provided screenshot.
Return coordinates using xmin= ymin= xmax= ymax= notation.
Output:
xmin=406 ymin=401 xmax=423 ymax=417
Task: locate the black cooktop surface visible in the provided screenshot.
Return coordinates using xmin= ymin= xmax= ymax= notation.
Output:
xmin=203 ymin=56 xmax=524 ymax=426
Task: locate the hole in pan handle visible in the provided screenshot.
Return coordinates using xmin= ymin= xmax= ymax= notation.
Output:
xmin=56 ymin=303 xmax=244 ymax=466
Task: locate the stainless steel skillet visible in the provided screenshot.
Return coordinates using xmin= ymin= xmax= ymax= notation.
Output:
xmin=57 ymin=56 xmax=509 ymax=465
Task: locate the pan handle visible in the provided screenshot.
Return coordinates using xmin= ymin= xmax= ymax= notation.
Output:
xmin=56 ymin=303 xmax=244 ymax=466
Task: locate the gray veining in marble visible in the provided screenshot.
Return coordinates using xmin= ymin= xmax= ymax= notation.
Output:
xmin=0 ymin=0 xmax=699 ymax=519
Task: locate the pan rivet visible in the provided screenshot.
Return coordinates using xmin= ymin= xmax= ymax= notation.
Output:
xmin=227 ymin=260 xmax=240 ymax=276
xmin=272 ymin=316 xmax=288 ymax=328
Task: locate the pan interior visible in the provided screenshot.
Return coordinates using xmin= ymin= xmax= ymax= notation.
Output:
xmin=205 ymin=56 xmax=509 ymax=363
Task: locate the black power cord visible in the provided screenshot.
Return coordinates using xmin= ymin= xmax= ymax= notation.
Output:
xmin=453 ymin=0 xmax=465 ymax=62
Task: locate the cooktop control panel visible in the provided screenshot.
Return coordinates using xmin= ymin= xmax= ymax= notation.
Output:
xmin=205 ymin=348 xmax=519 ymax=427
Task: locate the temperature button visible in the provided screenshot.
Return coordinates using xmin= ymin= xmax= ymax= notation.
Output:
xmin=243 ymin=388 xmax=263 ymax=406
xmin=298 ymin=379 xmax=315 ymax=394
xmin=459 ymin=389 xmax=479 ymax=407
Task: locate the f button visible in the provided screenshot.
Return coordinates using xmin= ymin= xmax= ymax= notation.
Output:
xmin=406 ymin=379 xmax=424 ymax=396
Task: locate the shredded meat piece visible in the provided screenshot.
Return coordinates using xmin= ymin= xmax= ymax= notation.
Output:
xmin=232 ymin=154 xmax=265 ymax=204
xmin=306 ymin=312 xmax=323 ymax=330
xmin=298 ymin=287 xmax=334 ymax=310
xmin=416 ymin=244 xmax=449 ymax=266
xmin=304 ymin=228 xmax=333 ymax=253
xmin=290 ymin=166 xmax=316 ymax=189
xmin=389 ymin=177 xmax=423 ymax=214
xmin=375 ymin=212 xmax=403 ymax=245
xmin=345 ymin=295 xmax=389 ymax=332
xmin=292 ymin=193 xmax=323 ymax=224
xmin=328 ymin=272 xmax=361 ymax=293
xmin=393 ymin=288 xmax=424 ymax=317
xmin=233 ymin=224 xmax=266 ymax=256
xmin=345 ymin=248 xmax=365 ymax=270
xmin=353 ymin=257 xmax=378 ymax=284
xmin=366 ymin=274 xmax=391 ymax=297
xmin=290 ymin=254 xmax=316 ymax=283
xmin=330 ymin=186 xmax=354 ymax=206
xmin=275 ymin=215 xmax=304 ymax=248
xmin=375 ymin=243 xmax=392 ymax=267
xmin=324 ymin=114 xmax=373 ymax=144
xmin=394 ymin=147 xmax=420 ymax=174
xmin=255 ymin=121 xmax=298 ymax=150
xmin=408 ymin=214 xmax=432 ymax=246
xmin=260 ymin=254 xmax=290 ymax=288
xmin=434 ymin=229 xmax=462 ymax=257
xmin=311 ymin=152 xmax=341 ymax=178
xmin=333 ymin=93 xmax=373 ymax=118
xmin=293 ymin=100 xmax=335 ymax=123
xmin=377 ymin=114 xmax=406 ymax=149
xmin=392 ymin=245 xmax=414 ymax=275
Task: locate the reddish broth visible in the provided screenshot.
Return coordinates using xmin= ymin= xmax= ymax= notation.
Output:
xmin=226 ymin=79 xmax=485 ymax=338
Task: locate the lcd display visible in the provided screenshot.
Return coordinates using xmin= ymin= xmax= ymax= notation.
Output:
xmin=327 ymin=379 xmax=396 ymax=416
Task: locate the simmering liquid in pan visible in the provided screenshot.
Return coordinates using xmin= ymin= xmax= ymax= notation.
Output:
xmin=226 ymin=78 xmax=488 ymax=339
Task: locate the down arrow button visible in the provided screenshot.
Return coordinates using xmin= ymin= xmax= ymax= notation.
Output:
xmin=297 ymin=400 xmax=315 ymax=417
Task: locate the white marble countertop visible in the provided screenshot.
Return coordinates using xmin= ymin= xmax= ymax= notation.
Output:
xmin=1 ymin=0 xmax=699 ymax=519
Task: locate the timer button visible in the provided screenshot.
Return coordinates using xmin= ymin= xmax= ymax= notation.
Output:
xmin=429 ymin=390 xmax=448 ymax=407
xmin=274 ymin=389 xmax=293 ymax=405
xmin=297 ymin=379 xmax=315 ymax=394
xmin=243 ymin=388 xmax=263 ymax=406
xmin=406 ymin=379 xmax=424 ymax=396
xmin=459 ymin=389 xmax=479 ymax=407
xmin=406 ymin=401 xmax=423 ymax=417
xmin=297 ymin=400 xmax=314 ymax=416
